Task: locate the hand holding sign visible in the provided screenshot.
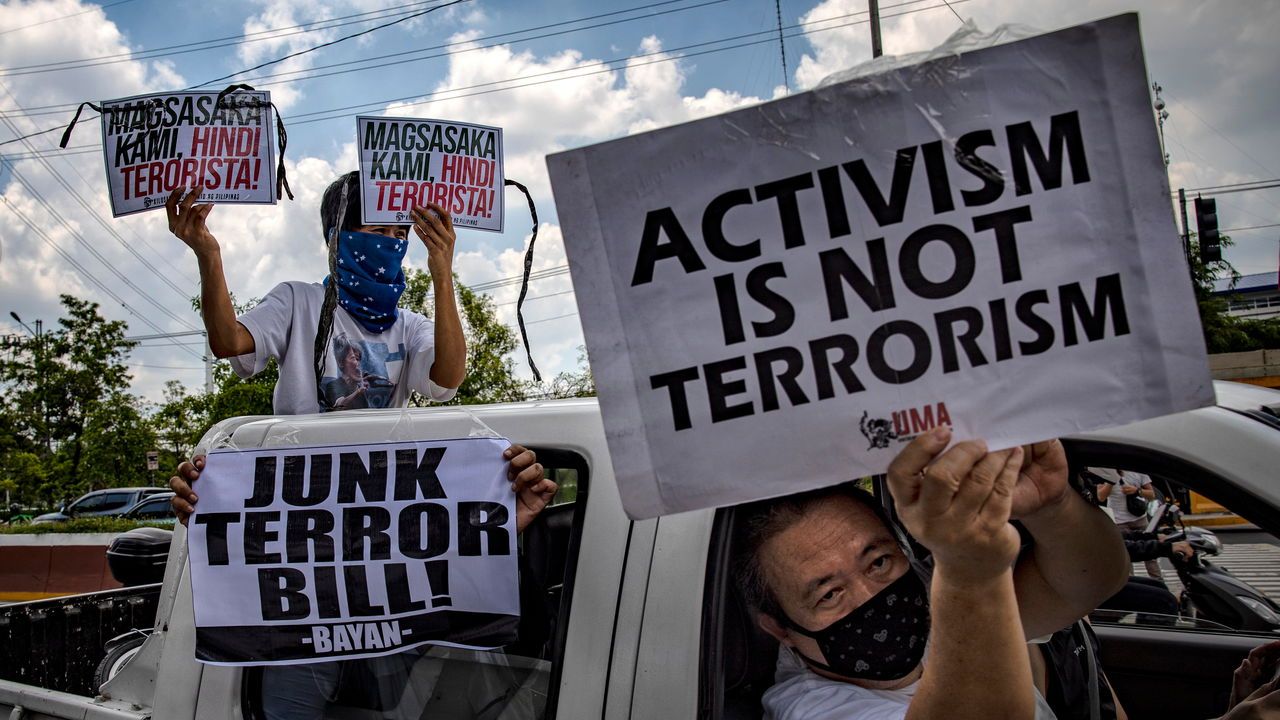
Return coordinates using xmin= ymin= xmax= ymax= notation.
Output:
xmin=1010 ymin=439 xmax=1070 ymax=520
xmin=165 ymin=186 xmax=218 ymax=257
xmin=185 ymin=437 xmax=527 ymax=665
xmin=411 ymin=202 xmax=457 ymax=282
xmin=503 ymin=444 xmax=557 ymax=533
xmin=171 ymin=443 xmax=554 ymax=532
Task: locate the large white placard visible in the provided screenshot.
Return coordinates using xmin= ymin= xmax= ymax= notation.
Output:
xmin=547 ymin=15 xmax=1214 ymax=520
xmin=357 ymin=115 xmax=504 ymax=232
xmin=188 ymin=437 xmax=519 ymax=666
xmin=99 ymin=90 xmax=277 ymax=217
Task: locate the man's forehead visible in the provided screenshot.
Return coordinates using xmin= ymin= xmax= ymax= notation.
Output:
xmin=761 ymin=498 xmax=894 ymax=589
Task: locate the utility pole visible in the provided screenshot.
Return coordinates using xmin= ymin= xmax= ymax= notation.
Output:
xmin=1179 ymin=188 xmax=1191 ymax=263
xmin=1152 ymin=82 xmax=1170 ymax=168
xmin=869 ymin=0 xmax=883 ymax=58
xmin=10 ymin=312 xmax=50 ymax=454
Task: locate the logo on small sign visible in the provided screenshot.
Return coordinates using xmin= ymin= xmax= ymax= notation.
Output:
xmin=860 ymin=403 xmax=952 ymax=450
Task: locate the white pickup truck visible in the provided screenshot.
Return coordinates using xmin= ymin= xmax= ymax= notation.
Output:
xmin=2 ymin=381 xmax=1279 ymax=720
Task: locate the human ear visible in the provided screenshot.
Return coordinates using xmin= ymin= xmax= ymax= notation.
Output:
xmin=758 ymin=613 xmax=791 ymax=647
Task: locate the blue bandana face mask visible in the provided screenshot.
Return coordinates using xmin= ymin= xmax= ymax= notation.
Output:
xmin=324 ymin=230 xmax=409 ymax=333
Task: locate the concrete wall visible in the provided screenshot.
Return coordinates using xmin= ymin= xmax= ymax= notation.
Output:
xmin=0 ymin=534 xmax=122 ymax=602
xmin=1209 ymin=349 xmax=1280 ymax=389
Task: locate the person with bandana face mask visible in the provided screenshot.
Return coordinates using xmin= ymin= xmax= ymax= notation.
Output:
xmin=735 ymin=427 xmax=1130 ymax=720
xmin=164 ymin=172 xmax=466 ymax=415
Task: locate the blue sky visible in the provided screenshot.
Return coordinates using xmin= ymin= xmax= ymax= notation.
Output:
xmin=1 ymin=0 xmax=1277 ymax=403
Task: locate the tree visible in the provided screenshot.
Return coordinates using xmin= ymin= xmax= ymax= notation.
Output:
xmin=400 ymin=269 xmax=527 ymax=405
xmin=538 ymin=346 xmax=596 ymax=399
xmin=0 ymin=294 xmax=142 ymax=489
xmin=1188 ymin=234 xmax=1280 ymax=353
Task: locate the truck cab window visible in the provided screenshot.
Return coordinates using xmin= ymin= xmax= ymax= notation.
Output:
xmin=242 ymin=447 xmax=589 ymax=720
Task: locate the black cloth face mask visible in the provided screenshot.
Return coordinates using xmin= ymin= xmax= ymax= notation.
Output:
xmin=780 ymin=569 xmax=931 ymax=681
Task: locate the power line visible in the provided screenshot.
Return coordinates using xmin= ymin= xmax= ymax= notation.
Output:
xmin=1175 ymin=100 xmax=1277 ymax=180
xmin=285 ymin=0 xmax=962 ymax=127
xmin=188 ymin=0 xmax=469 ymax=90
xmin=0 ymin=0 xmax=467 ymax=146
xmin=0 ymin=0 xmax=139 ymax=36
xmin=0 ymin=85 xmax=201 ymax=311
xmin=1 ymin=0 xmax=953 ymax=145
xmin=0 ymin=0 xmax=451 ymax=76
xmin=1223 ymin=223 xmax=1280 ymax=233
xmin=525 ymin=311 xmax=579 ymax=326
xmin=0 ymin=178 xmax=203 ymax=359
xmin=3 ymin=0 xmax=720 ymax=117
xmin=1181 ymin=179 xmax=1280 ymax=194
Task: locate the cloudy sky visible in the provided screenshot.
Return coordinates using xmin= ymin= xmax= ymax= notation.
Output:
xmin=0 ymin=0 xmax=1277 ymax=404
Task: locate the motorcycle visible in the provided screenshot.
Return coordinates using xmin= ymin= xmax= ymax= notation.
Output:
xmin=1156 ymin=503 xmax=1280 ymax=633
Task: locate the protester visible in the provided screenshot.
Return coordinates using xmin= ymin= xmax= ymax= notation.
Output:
xmin=165 ymin=171 xmax=466 ymax=414
xmin=165 ymin=171 xmax=485 ymax=720
xmin=170 ymin=443 xmax=556 ymax=719
xmin=735 ymin=428 xmax=1129 ymax=719
xmin=1094 ymin=468 xmax=1163 ymax=581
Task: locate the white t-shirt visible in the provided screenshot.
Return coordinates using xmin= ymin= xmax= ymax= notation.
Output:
xmin=762 ymin=648 xmax=1057 ymax=720
xmin=1091 ymin=467 xmax=1151 ymax=524
xmin=229 ymin=281 xmax=456 ymax=415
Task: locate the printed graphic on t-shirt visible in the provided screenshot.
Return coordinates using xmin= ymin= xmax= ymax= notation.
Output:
xmin=319 ymin=332 xmax=407 ymax=411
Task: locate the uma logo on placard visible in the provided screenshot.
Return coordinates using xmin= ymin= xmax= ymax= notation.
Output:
xmin=860 ymin=403 xmax=952 ymax=450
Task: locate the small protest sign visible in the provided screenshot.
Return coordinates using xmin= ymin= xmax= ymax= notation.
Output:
xmin=356 ymin=115 xmax=504 ymax=232
xmin=187 ymin=437 xmax=519 ymax=666
xmin=98 ymin=90 xmax=278 ymax=217
xmin=547 ymin=14 xmax=1214 ymax=519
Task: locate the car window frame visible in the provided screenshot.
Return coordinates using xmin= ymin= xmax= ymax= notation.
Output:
xmin=129 ymin=496 xmax=174 ymax=519
xmin=235 ymin=444 xmax=591 ymax=720
xmin=1063 ymin=438 xmax=1280 ymax=641
xmin=698 ymin=479 xmax=893 ymax=718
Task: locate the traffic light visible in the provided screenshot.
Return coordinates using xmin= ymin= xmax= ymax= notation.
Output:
xmin=1195 ymin=196 xmax=1221 ymax=263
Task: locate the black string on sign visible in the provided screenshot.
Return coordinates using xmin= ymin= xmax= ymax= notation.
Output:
xmin=57 ymin=100 xmax=102 ymax=148
xmin=213 ymin=84 xmax=294 ymax=201
xmin=505 ymin=178 xmax=541 ymax=382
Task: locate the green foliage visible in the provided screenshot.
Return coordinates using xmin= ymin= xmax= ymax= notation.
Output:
xmin=0 ymin=517 xmax=173 ymax=535
xmin=0 ymin=296 xmax=153 ymax=503
xmin=1188 ymin=233 xmax=1280 ymax=353
xmin=400 ymin=269 xmax=527 ymax=405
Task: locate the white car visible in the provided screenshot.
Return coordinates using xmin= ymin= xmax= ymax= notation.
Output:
xmin=1 ymin=381 xmax=1278 ymax=719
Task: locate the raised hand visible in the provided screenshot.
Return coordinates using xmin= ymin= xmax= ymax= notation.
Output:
xmin=886 ymin=427 xmax=1023 ymax=584
xmin=169 ymin=455 xmax=205 ymax=526
xmin=1010 ymin=439 xmax=1070 ymax=519
xmin=165 ymin=187 xmax=218 ymax=256
xmin=410 ymin=202 xmax=456 ymax=282
xmin=504 ymin=444 xmax=557 ymax=533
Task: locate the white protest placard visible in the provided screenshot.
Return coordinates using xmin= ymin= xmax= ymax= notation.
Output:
xmin=99 ymin=90 xmax=277 ymax=217
xmin=357 ymin=115 xmax=504 ymax=232
xmin=547 ymin=15 xmax=1214 ymax=520
xmin=187 ymin=437 xmax=519 ymax=666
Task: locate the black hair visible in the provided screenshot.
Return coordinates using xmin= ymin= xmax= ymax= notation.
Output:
xmin=319 ymin=171 xmax=363 ymax=242
xmin=733 ymin=484 xmax=890 ymax=621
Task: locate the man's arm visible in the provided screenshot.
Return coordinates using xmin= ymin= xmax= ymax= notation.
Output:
xmin=411 ymin=203 xmax=466 ymax=389
xmin=1009 ymin=443 xmax=1130 ymax=640
xmin=166 ymin=187 xmax=254 ymax=358
xmin=888 ymin=429 xmax=1036 ymax=720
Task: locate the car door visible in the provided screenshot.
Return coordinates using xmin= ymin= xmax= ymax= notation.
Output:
xmin=1065 ymin=405 xmax=1280 ymax=720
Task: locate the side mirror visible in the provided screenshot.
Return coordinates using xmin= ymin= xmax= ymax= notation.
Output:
xmin=59 ymin=502 xmax=68 ymax=514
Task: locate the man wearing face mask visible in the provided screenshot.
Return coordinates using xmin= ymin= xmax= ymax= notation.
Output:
xmin=164 ymin=171 xmax=465 ymax=414
xmin=736 ymin=427 xmax=1130 ymax=719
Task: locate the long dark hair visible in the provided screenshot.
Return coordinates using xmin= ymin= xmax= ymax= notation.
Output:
xmin=313 ymin=173 xmax=361 ymax=407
